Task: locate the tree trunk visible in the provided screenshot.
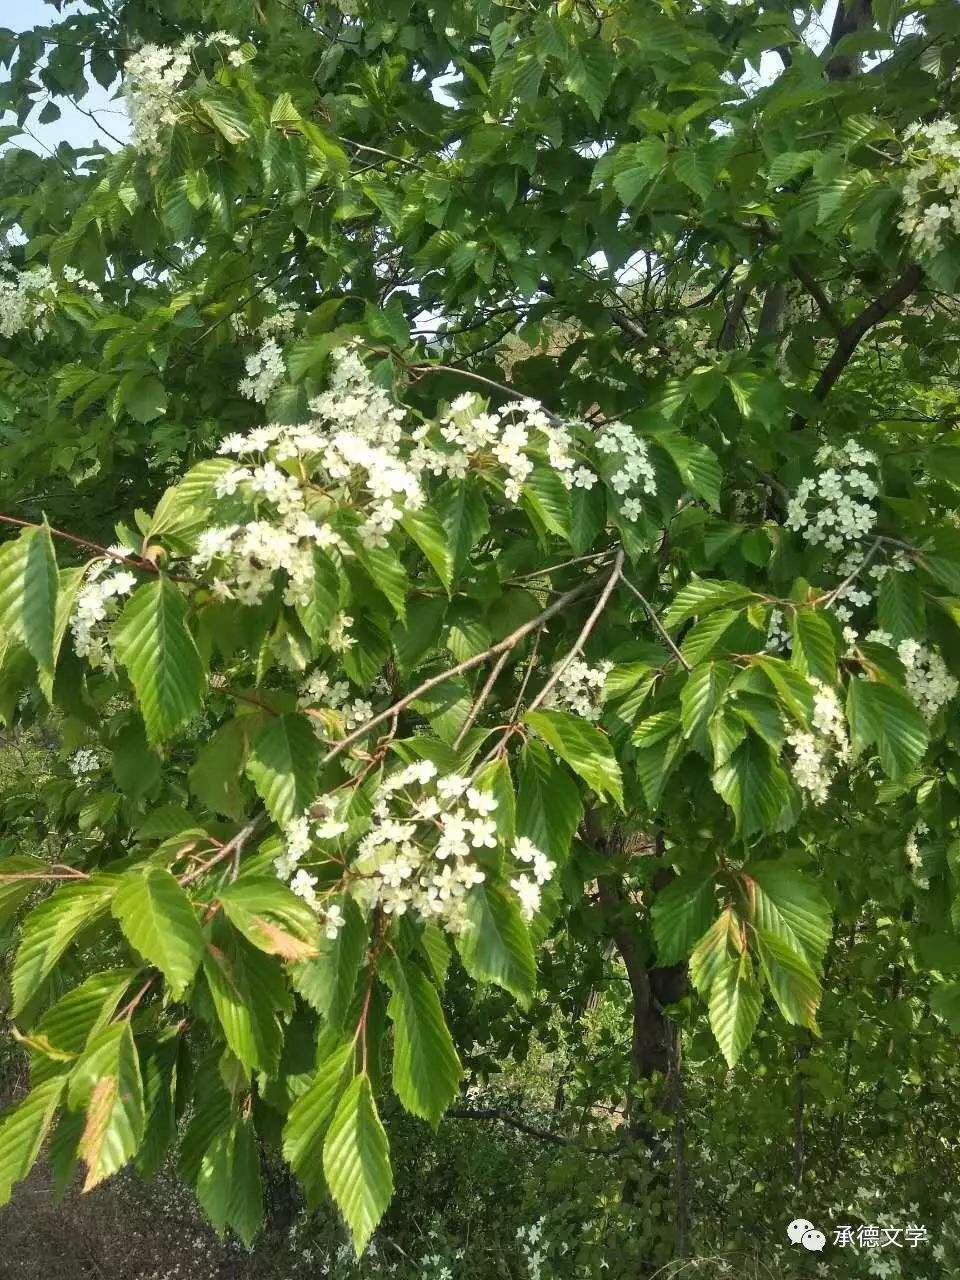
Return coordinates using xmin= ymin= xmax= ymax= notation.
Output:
xmin=589 ymin=817 xmax=688 ymax=1268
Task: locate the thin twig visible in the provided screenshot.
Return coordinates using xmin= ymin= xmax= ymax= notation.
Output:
xmin=179 ymin=817 xmax=264 ymax=887
xmin=320 ymin=573 xmax=607 ymax=769
xmin=453 ymin=647 xmax=513 ymax=749
xmin=526 ymin=550 xmax=625 ymax=713
xmin=406 ymin=363 xmax=564 ymax=425
xmin=814 ymin=537 xmax=882 ymax=607
xmin=508 ymin=630 xmax=542 ymax=722
xmin=620 ymin=574 xmax=692 ymax=671
xmin=0 ymin=514 xmax=147 ymax=572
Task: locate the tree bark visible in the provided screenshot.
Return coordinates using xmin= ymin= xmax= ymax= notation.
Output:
xmin=589 ymin=816 xmax=688 ymax=1268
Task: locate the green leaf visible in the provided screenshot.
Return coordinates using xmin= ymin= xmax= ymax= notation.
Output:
xmin=323 ymin=1074 xmax=393 ymax=1255
xmin=680 ymin=608 xmax=742 ymax=667
xmin=877 ymin=570 xmax=924 ymax=644
xmin=651 ymin=874 xmax=717 ymax=966
xmin=525 ymin=709 xmax=624 ymax=808
xmin=42 ymin=564 xmax=86 ymax=702
xmin=354 ymin=542 xmax=407 ymax=621
xmin=197 ymin=97 xmax=250 ymax=143
xmin=846 ymin=678 xmax=928 ymax=779
xmin=295 ymin=548 xmax=342 ymax=647
xmin=134 ymin=1034 xmax=179 ymax=1181
xmin=706 ymin=950 xmax=763 ymax=1068
xmin=401 ymin=508 xmax=454 ymax=590
xmin=111 ymin=718 xmax=161 ymax=799
xmin=611 ymin=139 xmax=668 ymax=204
xmin=751 ymin=656 xmax=814 ymax=725
xmin=13 ymin=877 xmax=117 ymax=1016
xmin=521 ymin=464 xmax=571 ymax=540
xmin=202 ymin=922 xmax=287 ymax=1075
xmin=755 ymin=929 xmax=821 ymax=1032
xmin=471 ymin=757 xmax=516 ymax=848
xmin=712 ymin=735 xmax=791 ymax=836
xmin=564 ymin=40 xmax=615 ymax=119
xmin=652 ymin=431 xmax=722 ymax=511
xmin=930 ymin=981 xmax=960 ymax=1033
xmin=245 ymin=713 xmax=320 ymax=825
xmin=742 ymin=862 xmax=832 ymax=975
xmin=569 ymin=481 xmax=606 ymax=554
xmin=384 ymin=955 xmax=461 ymax=1126
xmin=689 ymin=908 xmax=740 ymax=998
xmin=0 ymin=1077 xmax=66 ymax=1206
xmin=283 ymin=1042 xmax=354 ymax=1206
xmin=456 ymin=884 xmax=536 ymax=1006
xmin=112 ymin=867 xmax=204 ymax=999
xmin=112 ymin=579 xmax=206 ymax=747
xmin=189 ymin=718 xmax=250 ymax=819
xmin=71 ymin=1022 xmax=146 ymax=1191
xmin=292 ymin=894 xmax=367 ymax=1028
xmin=197 ymin=1115 xmax=264 ymax=1245
xmin=0 ymin=524 xmax=58 ymax=679
xmin=662 ymin=578 xmax=754 ymax=629
xmin=680 ymin=661 xmax=734 ymax=740
xmin=672 ymin=147 xmax=714 ymax=201
xmin=147 ymin=459 xmax=241 ymax=541
xmin=436 ymin=481 xmax=489 ymax=580
xmin=791 ymin=611 xmax=838 ymax=684
xmin=516 ymin=740 xmax=583 ymax=863
xmin=121 ymin=373 xmax=167 ymax=424
xmin=0 ymin=854 xmax=46 ymax=926
xmin=30 ymin=969 xmax=136 ymax=1084
xmin=219 ymin=876 xmax=321 ymax=961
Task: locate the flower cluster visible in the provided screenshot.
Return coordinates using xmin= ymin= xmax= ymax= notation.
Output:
xmin=899 ymin=118 xmax=960 ymax=257
xmin=192 ymin=345 xmax=661 ymax=619
xmin=123 ymin=41 xmax=195 ymax=154
xmin=0 ymin=265 xmax=100 ymax=339
xmin=786 ymin=440 xmax=878 ymax=555
xmin=238 ymin=337 xmax=286 ymax=403
xmin=350 ymin=763 xmax=492 ymax=933
xmin=230 ymin=284 xmax=297 ymax=338
xmin=541 ymin=657 xmax=612 ymax=722
xmin=509 ymin=836 xmax=556 ymax=920
xmin=298 ymin=668 xmax=372 ymax=729
xmin=417 ymin=392 xmax=595 ymax=504
xmin=193 ymin=449 xmax=346 ymax=609
xmin=70 ymin=560 xmax=139 ymax=671
xmin=786 ymin=680 xmax=850 ymax=804
xmin=68 ymin=748 xmax=102 ymax=778
xmin=275 ymin=761 xmax=556 ymax=936
xmin=905 ymin=820 xmax=930 ymax=888
xmin=124 ymin=33 xmax=251 ymax=153
xmin=275 ymin=803 xmax=350 ymax=939
xmin=764 ymin=607 xmax=791 ymax=654
xmin=898 ymin=639 xmax=958 ymax=721
xmin=634 ymin=314 xmax=714 ymax=379
xmin=595 ymin=420 xmax=657 ymax=520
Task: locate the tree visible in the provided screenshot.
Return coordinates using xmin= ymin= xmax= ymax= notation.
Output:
xmin=0 ymin=0 xmax=959 ymax=1271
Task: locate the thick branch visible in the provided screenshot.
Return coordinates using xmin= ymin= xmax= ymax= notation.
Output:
xmin=789 ymin=258 xmax=841 ymax=332
xmin=790 ymin=263 xmax=922 ymax=429
xmin=447 ymin=1107 xmax=624 ymax=1155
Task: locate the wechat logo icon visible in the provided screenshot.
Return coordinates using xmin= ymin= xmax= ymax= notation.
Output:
xmin=788 ymin=1218 xmax=827 ymax=1252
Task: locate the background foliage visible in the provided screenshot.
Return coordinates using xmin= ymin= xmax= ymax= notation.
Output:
xmin=2 ymin=0 xmax=960 ymax=1276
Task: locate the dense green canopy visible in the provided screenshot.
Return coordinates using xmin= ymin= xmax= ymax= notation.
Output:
xmin=1 ymin=1 xmax=960 ymax=1275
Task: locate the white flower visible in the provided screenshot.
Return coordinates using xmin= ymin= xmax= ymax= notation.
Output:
xmin=511 ymin=874 xmax=541 ymax=920
xmin=466 ymin=787 xmax=498 ymax=815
